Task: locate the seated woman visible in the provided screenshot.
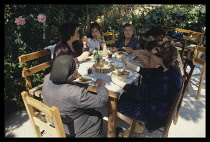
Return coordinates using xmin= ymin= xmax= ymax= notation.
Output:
xmin=53 ymin=22 xmax=90 ymax=63
xmin=87 ymin=22 xmax=106 ymax=52
xmin=111 ymin=23 xmax=142 ymax=53
xmin=131 ymin=24 xmax=167 ymax=57
xmin=42 ymin=52 xmax=109 ymax=137
xmin=110 ymin=40 xmax=182 ymax=137
xmin=132 ymin=24 xmax=184 ymax=75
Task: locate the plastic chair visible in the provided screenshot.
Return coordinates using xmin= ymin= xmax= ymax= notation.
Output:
xmin=21 ymin=91 xmax=66 ymax=137
xmin=102 ymin=30 xmax=115 ymax=45
xmin=44 ymin=44 xmax=56 ymax=59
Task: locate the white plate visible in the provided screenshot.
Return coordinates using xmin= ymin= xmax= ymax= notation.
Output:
xmin=114 ymin=51 xmax=128 ymax=56
xmin=131 ymin=56 xmax=141 ymax=62
xmin=113 ymin=69 xmax=133 ymax=78
xmin=76 ymin=75 xmax=93 ymax=84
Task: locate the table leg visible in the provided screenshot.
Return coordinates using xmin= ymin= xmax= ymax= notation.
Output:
xmin=107 ymin=97 xmax=117 ymax=138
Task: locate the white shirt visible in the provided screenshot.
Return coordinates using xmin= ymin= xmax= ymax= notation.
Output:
xmin=87 ymin=37 xmax=105 ymax=52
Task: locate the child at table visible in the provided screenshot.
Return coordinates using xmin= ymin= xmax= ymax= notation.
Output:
xmin=110 ymin=37 xmax=182 ymax=137
xmin=87 ymin=22 xmax=106 ymax=52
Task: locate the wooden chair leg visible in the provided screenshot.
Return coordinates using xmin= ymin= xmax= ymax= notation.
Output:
xmin=129 ymin=119 xmax=137 ymax=137
xmin=173 ymin=95 xmax=184 ymax=125
xmin=196 ymin=69 xmax=205 ymax=100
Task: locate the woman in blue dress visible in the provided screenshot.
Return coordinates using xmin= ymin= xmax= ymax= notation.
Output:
xmin=111 ymin=23 xmax=142 ymax=53
xmin=111 ymin=38 xmax=182 ymax=137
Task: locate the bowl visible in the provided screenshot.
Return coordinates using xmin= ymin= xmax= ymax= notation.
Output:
xmin=93 ymin=62 xmax=112 ymax=73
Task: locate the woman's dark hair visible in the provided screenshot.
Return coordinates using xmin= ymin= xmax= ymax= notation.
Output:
xmin=145 ymin=40 xmax=159 ymax=52
xmin=144 ymin=24 xmax=166 ymax=38
xmin=152 ymin=36 xmax=179 ymax=68
xmin=60 ymin=22 xmax=79 ymax=42
xmin=122 ymin=23 xmax=136 ymax=36
xmin=88 ymin=23 xmax=102 ymax=39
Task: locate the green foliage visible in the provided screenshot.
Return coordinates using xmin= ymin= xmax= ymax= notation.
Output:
xmin=4 ymin=4 xmax=205 ymax=111
xmin=99 ymin=4 xmax=205 ymax=41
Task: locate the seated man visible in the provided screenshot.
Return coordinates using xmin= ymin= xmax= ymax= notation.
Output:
xmin=42 ymin=52 xmax=109 ymax=137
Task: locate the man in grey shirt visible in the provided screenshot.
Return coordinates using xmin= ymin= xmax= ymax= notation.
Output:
xmin=42 ymin=52 xmax=109 ymax=137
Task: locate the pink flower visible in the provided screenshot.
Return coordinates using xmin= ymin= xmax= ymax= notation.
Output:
xmin=14 ymin=16 xmax=26 ymax=25
xmin=37 ymin=13 xmax=46 ymax=23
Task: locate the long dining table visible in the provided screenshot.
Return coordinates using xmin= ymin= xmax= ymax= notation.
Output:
xmin=75 ymin=51 xmax=144 ymax=137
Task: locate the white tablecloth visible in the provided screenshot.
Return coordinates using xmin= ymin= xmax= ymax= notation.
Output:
xmin=77 ymin=54 xmax=144 ymax=95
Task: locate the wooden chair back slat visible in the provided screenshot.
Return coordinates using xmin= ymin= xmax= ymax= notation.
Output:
xmin=33 ymin=117 xmax=57 ymax=136
xmin=166 ymin=27 xmax=204 ymax=35
xmin=194 ymin=58 xmax=205 ymax=65
xmin=26 ymin=96 xmax=52 ymax=116
xmin=102 ymin=32 xmax=114 ymax=36
xmin=22 ymin=60 xmax=53 ymax=77
xmin=19 ymin=49 xmax=51 ymax=62
xmin=183 ymin=35 xmax=199 ymax=41
xmin=105 ymin=40 xmax=116 ymax=45
xmin=102 ymin=30 xmax=116 ymax=45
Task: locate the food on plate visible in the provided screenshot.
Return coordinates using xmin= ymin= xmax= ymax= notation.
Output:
xmin=114 ymin=68 xmax=130 ymax=77
xmin=133 ymin=56 xmax=141 ymax=61
xmin=115 ymin=51 xmax=127 ymax=56
xmin=86 ymin=57 xmax=93 ymax=61
xmin=78 ymin=77 xmax=92 ymax=82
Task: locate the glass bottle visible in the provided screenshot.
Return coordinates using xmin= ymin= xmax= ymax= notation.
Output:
xmin=102 ymin=44 xmax=108 ymax=57
xmin=94 ymin=48 xmax=100 ymax=63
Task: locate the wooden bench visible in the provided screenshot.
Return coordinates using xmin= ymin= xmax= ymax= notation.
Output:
xmin=165 ymin=27 xmax=204 ymax=60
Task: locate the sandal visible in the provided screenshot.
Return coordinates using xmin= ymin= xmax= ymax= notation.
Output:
xmin=122 ymin=122 xmax=144 ymax=138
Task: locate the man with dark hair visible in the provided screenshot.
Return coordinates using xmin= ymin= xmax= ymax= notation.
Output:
xmin=42 ymin=53 xmax=108 ymax=137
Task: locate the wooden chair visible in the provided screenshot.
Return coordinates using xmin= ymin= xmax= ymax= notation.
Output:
xmin=115 ymin=112 xmax=138 ymax=138
xmin=21 ymin=91 xmax=66 ymax=137
xmin=117 ymin=92 xmax=184 ymax=138
xmin=160 ymin=92 xmax=184 ymax=137
xmin=102 ymin=30 xmax=116 ymax=45
xmin=165 ymin=27 xmax=204 ymax=60
xmin=190 ymin=46 xmax=206 ymax=100
xmin=18 ymin=49 xmax=52 ymax=98
xmin=173 ymin=59 xmax=195 ymax=125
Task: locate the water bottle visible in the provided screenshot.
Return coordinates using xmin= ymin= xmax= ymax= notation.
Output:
xmin=102 ymin=44 xmax=108 ymax=57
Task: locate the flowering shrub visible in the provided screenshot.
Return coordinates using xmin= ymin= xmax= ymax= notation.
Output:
xmin=14 ymin=16 xmax=26 ymax=25
xmin=37 ymin=13 xmax=46 ymax=23
xmin=14 ymin=13 xmax=46 ymax=26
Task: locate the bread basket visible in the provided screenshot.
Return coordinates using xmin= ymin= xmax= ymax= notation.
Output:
xmin=93 ymin=62 xmax=112 ymax=73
